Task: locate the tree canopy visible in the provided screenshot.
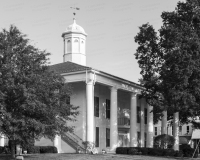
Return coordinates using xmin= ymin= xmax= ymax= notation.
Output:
xmin=135 ymin=0 xmax=200 ymax=126
xmin=0 ymin=25 xmax=79 ymax=152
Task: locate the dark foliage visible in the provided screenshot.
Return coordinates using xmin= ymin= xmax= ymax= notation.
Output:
xmin=135 ymin=0 xmax=200 ymax=126
xmin=0 ymin=25 xmax=79 ymax=157
xmin=180 ymin=144 xmax=198 ymax=158
xmin=154 ymin=134 xmax=175 ymax=149
xmin=27 ymin=146 xmax=57 ymax=154
xmin=116 ymin=147 xmax=187 ymax=158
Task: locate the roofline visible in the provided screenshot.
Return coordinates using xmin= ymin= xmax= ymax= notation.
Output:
xmin=62 ymin=31 xmax=87 ymax=37
xmin=59 ymin=67 xmax=144 ymax=90
xmin=90 ymin=68 xmax=144 ymax=90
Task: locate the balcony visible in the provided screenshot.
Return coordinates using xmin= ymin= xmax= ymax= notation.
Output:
xmin=118 ymin=117 xmax=130 ymax=126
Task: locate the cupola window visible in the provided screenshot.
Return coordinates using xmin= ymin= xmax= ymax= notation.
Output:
xmin=67 ymin=40 xmax=71 ymax=52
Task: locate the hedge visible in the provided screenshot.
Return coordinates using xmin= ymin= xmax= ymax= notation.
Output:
xmin=27 ymin=146 xmax=57 ymax=154
xmin=116 ymin=146 xmax=198 ymax=158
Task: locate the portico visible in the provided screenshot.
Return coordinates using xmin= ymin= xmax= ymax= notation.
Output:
xmin=50 ymin=63 xmax=154 ymax=152
xmin=46 ymin=18 xmax=154 ymax=153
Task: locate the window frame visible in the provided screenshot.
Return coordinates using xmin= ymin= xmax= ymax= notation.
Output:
xmin=95 ymin=127 xmax=99 ymax=147
xmin=144 ymin=108 xmax=147 ymax=124
xmin=94 ymin=97 xmax=99 ymax=117
xmin=137 ymin=106 xmax=141 ymax=123
xmin=106 ymin=128 xmax=110 ymax=147
xmin=106 ymin=99 xmax=110 ymax=119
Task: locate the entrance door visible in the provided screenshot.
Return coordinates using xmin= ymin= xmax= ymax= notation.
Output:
xmin=118 ymin=134 xmax=129 ymax=147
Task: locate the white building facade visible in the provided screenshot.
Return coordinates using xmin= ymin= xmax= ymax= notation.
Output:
xmin=46 ymin=19 xmax=154 ymax=153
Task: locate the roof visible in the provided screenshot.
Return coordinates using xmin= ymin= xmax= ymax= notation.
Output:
xmin=49 ymin=61 xmax=142 ymax=88
xmin=49 ymin=61 xmax=91 ymax=74
xmin=62 ymin=19 xmax=87 ymax=37
xmin=191 ymin=129 xmax=200 ymax=139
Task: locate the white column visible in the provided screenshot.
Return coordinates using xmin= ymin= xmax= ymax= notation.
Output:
xmin=161 ymin=111 xmax=167 ymax=135
xmin=173 ymin=112 xmax=179 ymax=151
xmin=110 ymin=87 xmax=118 ymax=152
xmin=140 ymin=98 xmax=145 ymax=147
xmin=0 ymin=135 xmax=4 ymax=147
xmin=86 ymin=79 xmax=94 ymax=143
xmin=147 ymin=105 xmax=153 ymax=148
xmin=53 ymin=135 xmax=62 ymax=153
xmin=130 ymin=92 xmax=137 ymax=147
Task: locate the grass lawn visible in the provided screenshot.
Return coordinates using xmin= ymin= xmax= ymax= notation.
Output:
xmin=0 ymin=153 xmax=198 ymax=160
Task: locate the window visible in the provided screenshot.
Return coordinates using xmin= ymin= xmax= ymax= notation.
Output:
xmin=94 ymin=97 xmax=99 ymax=117
xmin=155 ymin=127 xmax=157 ymax=136
xmin=137 ymin=106 xmax=141 ymax=123
xmin=95 ymin=127 xmax=99 ymax=147
xmin=172 ymin=126 xmax=173 ymax=136
xmin=74 ymin=39 xmax=79 ymax=52
xmin=144 ymin=132 xmax=147 ymax=148
xmin=179 ymin=126 xmax=182 ymax=134
xmin=106 ymin=128 xmax=110 ymax=147
xmin=187 ymin=126 xmax=189 ymax=134
xmin=106 ymin=99 xmax=110 ymax=119
xmin=137 ymin=131 xmax=141 ymax=147
xmin=67 ymin=40 xmax=71 ymax=52
xmin=144 ymin=108 xmax=147 ymax=124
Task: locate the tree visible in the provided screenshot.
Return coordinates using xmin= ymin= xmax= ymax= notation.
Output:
xmin=0 ymin=25 xmax=78 ymax=158
xmin=154 ymin=134 xmax=175 ymax=149
xmin=135 ymin=0 xmax=200 ymax=126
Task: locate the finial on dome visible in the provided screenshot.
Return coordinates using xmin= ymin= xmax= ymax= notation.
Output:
xmin=70 ymin=7 xmax=80 ymax=21
xmin=73 ymin=18 xmax=76 ymax=24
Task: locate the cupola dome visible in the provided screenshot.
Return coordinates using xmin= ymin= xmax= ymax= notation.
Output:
xmin=62 ymin=19 xmax=87 ymax=37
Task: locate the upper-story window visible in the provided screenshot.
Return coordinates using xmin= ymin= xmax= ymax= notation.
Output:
xmin=179 ymin=126 xmax=182 ymax=134
xmin=106 ymin=99 xmax=110 ymax=119
xmin=155 ymin=127 xmax=157 ymax=136
xmin=187 ymin=126 xmax=190 ymax=134
xmin=94 ymin=97 xmax=99 ymax=117
xmin=144 ymin=108 xmax=147 ymax=124
xmin=74 ymin=39 xmax=79 ymax=43
xmin=137 ymin=106 xmax=141 ymax=123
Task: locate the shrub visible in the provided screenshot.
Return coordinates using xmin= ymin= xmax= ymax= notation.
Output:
xmin=154 ymin=134 xmax=175 ymax=149
xmin=27 ymin=146 xmax=58 ymax=154
xmin=40 ymin=146 xmax=57 ymax=153
xmin=180 ymin=144 xmax=198 ymax=158
xmin=116 ymin=147 xmax=188 ymax=158
xmin=139 ymin=148 xmax=148 ymax=155
xmin=127 ymin=147 xmax=138 ymax=155
xmin=148 ymin=148 xmax=164 ymax=156
xmin=27 ymin=146 xmax=40 ymax=154
xmin=116 ymin=147 xmax=128 ymax=154
xmin=0 ymin=146 xmax=4 ymax=154
xmin=162 ymin=149 xmax=176 ymax=157
xmin=174 ymin=150 xmax=183 ymax=157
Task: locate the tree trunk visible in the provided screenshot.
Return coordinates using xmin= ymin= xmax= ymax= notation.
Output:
xmin=10 ymin=140 xmax=16 ymax=159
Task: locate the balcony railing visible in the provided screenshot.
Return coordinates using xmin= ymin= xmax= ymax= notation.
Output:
xmin=118 ymin=117 xmax=130 ymax=126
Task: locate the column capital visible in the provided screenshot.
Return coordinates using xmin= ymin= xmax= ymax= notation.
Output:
xmin=130 ymin=92 xmax=137 ymax=97
xmin=109 ymin=86 xmax=118 ymax=92
xmin=86 ymin=79 xmax=94 ymax=85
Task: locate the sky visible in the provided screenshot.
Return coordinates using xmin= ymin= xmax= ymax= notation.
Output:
xmin=0 ymin=0 xmax=184 ymax=83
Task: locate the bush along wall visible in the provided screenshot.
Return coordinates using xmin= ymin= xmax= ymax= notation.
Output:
xmin=116 ymin=146 xmax=198 ymax=158
xmin=26 ymin=146 xmax=58 ymax=154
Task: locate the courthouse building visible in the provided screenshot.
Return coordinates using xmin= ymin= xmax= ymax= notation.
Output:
xmin=35 ymin=19 xmax=154 ymax=153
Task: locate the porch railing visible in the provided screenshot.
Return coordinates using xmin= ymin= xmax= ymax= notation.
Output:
xmin=118 ymin=117 xmax=130 ymax=126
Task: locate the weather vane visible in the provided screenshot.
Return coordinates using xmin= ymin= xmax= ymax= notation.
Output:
xmin=70 ymin=7 xmax=80 ymax=19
